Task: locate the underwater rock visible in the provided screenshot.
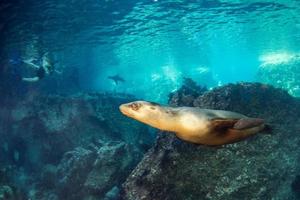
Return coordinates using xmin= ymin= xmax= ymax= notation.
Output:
xmin=168 ymin=77 xmax=207 ymax=106
xmin=27 ymin=189 xmax=59 ymax=200
xmin=104 ymin=186 xmax=120 ymax=200
xmin=0 ymin=185 xmax=13 ymax=200
xmin=56 ymin=147 xmax=96 ymax=197
xmin=2 ymin=92 xmax=152 ymax=164
xmin=40 ymin=164 xmax=57 ymax=189
xmin=292 ymin=175 xmax=300 ymax=198
xmin=0 ymin=92 xmax=153 ymax=199
xmin=0 ymin=167 xmax=25 ymax=200
xmin=84 ymin=142 xmax=134 ymax=194
xmin=122 ymin=83 xmax=300 ymax=200
xmin=55 ymin=141 xmax=136 ymax=200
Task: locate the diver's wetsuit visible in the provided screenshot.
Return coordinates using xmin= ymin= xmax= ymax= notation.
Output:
xmin=21 ymin=55 xmax=54 ymax=82
xmin=36 ymin=67 xmax=46 ymax=80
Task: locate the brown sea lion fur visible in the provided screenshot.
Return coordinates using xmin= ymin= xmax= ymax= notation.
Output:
xmin=119 ymin=101 xmax=266 ymax=146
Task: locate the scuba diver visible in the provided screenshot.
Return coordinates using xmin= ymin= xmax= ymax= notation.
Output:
xmin=21 ymin=53 xmax=56 ymax=82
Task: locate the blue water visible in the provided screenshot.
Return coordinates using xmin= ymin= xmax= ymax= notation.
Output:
xmin=2 ymin=0 xmax=300 ymax=102
xmin=1 ymin=0 xmax=300 ymax=199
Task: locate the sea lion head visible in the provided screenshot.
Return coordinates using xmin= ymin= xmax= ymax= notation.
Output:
xmin=120 ymin=101 xmax=162 ymax=120
xmin=119 ymin=101 xmax=170 ymax=129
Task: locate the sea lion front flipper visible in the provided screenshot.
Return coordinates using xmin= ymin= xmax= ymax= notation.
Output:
xmin=211 ymin=119 xmax=239 ymax=130
xmin=233 ymin=118 xmax=264 ymax=130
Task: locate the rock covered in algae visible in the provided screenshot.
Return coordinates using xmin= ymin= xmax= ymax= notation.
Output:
xmin=1 ymin=92 xmax=153 ymax=168
xmin=168 ymin=77 xmax=207 ymax=106
xmin=0 ymin=92 xmax=154 ymax=199
xmin=55 ymin=141 xmax=133 ymax=200
xmin=0 ymin=185 xmax=13 ymax=200
xmin=122 ymin=83 xmax=300 ymax=200
xmin=0 ymin=168 xmax=24 ymax=199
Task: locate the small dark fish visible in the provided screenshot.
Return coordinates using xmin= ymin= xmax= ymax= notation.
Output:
xmin=108 ymin=75 xmax=125 ymax=85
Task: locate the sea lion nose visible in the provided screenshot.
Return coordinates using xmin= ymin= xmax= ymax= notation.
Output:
xmin=119 ymin=104 xmax=128 ymax=113
xmin=119 ymin=102 xmax=141 ymax=114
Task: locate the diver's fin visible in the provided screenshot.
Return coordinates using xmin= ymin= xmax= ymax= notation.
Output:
xmin=233 ymin=118 xmax=264 ymax=130
xmin=212 ymin=119 xmax=239 ymax=130
xmin=22 ymin=77 xmax=40 ymax=82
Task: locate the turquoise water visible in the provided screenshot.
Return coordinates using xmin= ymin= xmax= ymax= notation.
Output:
xmin=2 ymin=0 xmax=300 ymax=102
xmin=1 ymin=0 xmax=300 ymax=199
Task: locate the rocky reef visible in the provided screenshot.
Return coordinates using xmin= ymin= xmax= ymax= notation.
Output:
xmin=122 ymin=82 xmax=300 ymax=200
xmin=168 ymin=77 xmax=207 ymax=106
xmin=30 ymin=140 xmax=136 ymax=200
xmin=2 ymin=80 xmax=300 ymax=200
xmin=0 ymin=92 xmax=154 ymax=199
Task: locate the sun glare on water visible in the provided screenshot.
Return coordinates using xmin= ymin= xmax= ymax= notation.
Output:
xmin=259 ymin=52 xmax=300 ymax=67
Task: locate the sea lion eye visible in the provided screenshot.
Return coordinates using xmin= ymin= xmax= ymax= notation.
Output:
xmin=150 ymin=106 xmax=156 ymax=110
xmin=130 ymin=103 xmax=142 ymax=111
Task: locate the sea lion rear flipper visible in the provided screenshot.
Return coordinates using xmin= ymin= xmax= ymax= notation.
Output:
xmin=212 ymin=119 xmax=239 ymax=130
xmin=233 ymin=118 xmax=264 ymax=130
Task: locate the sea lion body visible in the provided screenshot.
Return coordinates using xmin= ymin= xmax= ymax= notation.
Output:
xmin=119 ymin=101 xmax=266 ymax=146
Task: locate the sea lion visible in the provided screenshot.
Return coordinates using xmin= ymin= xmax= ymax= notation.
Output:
xmin=119 ymin=101 xmax=267 ymax=146
xmin=108 ymin=75 xmax=125 ymax=85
